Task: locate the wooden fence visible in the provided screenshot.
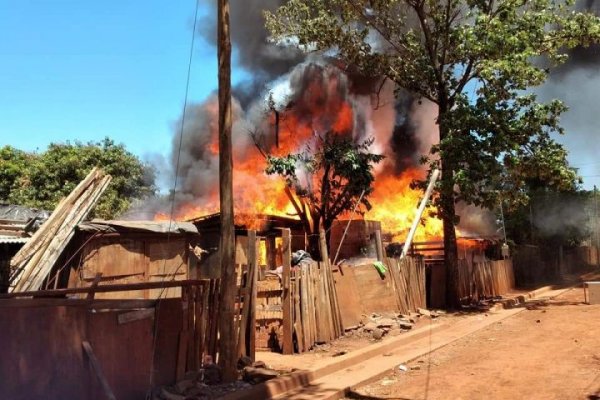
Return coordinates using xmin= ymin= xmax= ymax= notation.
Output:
xmin=254 ymin=229 xmax=343 ymax=354
xmin=457 ymin=259 xmax=515 ymax=302
xmin=386 ymin=256 xmax=427 ymax=314
xmin=0 ymin=279 xmax=219 ymax=400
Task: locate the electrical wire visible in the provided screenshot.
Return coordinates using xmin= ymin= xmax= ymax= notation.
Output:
xmin=146 ymin=0 xmax=200 ymax=396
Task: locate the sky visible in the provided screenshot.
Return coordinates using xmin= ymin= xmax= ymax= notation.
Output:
xmin=1 ymin=1 xmax=599 ymax=189
xmin=0 ymin=1 xmax=243 ymax=159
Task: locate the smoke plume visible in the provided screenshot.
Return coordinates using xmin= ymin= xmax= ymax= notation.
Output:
xmin=199 ymin=0 xmax=304 ymax=107
xmin=538 ymin=0 xmax=600 ymax=187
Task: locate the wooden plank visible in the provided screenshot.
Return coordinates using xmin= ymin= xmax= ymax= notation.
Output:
xmin=0 ymin=279 xmax=209 ymax=299
xmin=86 ymin=273 xmax=103 ymax=300
xmin=81 ymin=340 xmax=117 ymax=400
xmin=292 ymin=271 xmax=304 ymax=353
xmin=299 ymin=268 xmax=310 ymax=351
xmin=177 ymin=288 xmax=190 ymax=380
xmin=318 ymin=230 xmax=335 ymax=340
xmin=0 ymin=298 xmax=157 ymax=309
xmin=14 ymin=173 xmax=112 ymax=292
xmin=117 ymin=309 xmax=155 ymax=325
xmin=281 ymin=229 xmax=293 ymax=354
xmin=248 ymin=231 xmax=258 ymax=360
xmin=375 ymin=230 xmax=384 ymax=262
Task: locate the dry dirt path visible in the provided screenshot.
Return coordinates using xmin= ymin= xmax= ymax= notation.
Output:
xmin=348 ymin=287 xmax=600 ymax=400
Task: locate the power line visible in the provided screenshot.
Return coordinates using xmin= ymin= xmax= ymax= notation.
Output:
xmin=147 ymin=0 xmax=200 ymax=395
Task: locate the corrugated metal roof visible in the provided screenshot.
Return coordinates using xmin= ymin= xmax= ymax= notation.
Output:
xmin=0 ymin=236 xmax=29 ymax=244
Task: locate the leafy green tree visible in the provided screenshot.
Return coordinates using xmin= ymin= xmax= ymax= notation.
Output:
xmin=0 ymin=146 xmax=32 ymax=201
xmin=2 ymin=138 xmax=156 ymax=219
xmin=266 ymin=133 xmax=384 ymax=258
xmin=266 ymin=0 xmax=600 ymax=306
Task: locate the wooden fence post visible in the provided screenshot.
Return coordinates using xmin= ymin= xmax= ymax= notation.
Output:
xmin=281 ymin=229 xmax=293 ymax=354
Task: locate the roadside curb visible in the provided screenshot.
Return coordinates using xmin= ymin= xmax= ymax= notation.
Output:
xmin=490 ymin=285 xmax=555 ymax=311
xmin=220 ymin=321 xmax=447 ymax=400
xmin=221 ymin=286 xmax=572 ymax=400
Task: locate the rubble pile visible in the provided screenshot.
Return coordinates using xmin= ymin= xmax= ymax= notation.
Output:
xmin=344 ymin=308 xmax=443 ymax=341
xmin=151 ymin=356 xmax=279 ymax=400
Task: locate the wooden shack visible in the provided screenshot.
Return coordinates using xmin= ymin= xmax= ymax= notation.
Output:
xmin=57 ymin=220 xmax=201 ymax=299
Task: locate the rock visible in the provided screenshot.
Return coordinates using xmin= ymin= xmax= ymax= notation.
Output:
xmin=174 ymin=379 xmax=196 ymax=394
xmin=376 ymin=318 xmax=396 ymax=328
xmin=237 ymin=355 xmax=254 ymax=370
xmin=344 ymin=325 xmax=360 ymax=331
xmin=399 ymin=321 xmax=413 ymax=330
xmin=363 ymin=321 xmax=378 ymax=332
xmin=418 ymin=308 xmax=431 ymax=317
xmin=252 ymin=360 xmax=267 ymax=369
xmin=398 ymin=364 xmax=408 ymax=372
xmin=371 ymin=328 xmax=384 ymax=340
xmin=242 ymin=366 xmax=279 ymax=384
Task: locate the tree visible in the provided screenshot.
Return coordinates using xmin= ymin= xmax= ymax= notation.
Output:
xmin=265 ymin=132 xmax=384 ymax=258
xmin=0 ymin=146 xmax=31 ymax=201
xmin=265 ymin=0 xmax=600 ymax=306
xmin=1 ymin=138 xmax=156 ymax=219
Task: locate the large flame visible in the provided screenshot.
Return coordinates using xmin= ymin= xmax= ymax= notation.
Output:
xmin=155 ymin=63 xmax=444 ymax=242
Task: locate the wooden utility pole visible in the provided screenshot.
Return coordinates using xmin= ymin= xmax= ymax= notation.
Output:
xmin=217 ymin=0 xmax=236 ymax=382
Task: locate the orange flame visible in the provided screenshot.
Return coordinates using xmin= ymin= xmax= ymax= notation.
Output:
xmin=155 ymin=64 xmax=445 ymax=242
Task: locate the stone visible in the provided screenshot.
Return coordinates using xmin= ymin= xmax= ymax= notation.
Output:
xmin=237 ymin=355 xmax=254 ymax=370
xmin=371 ymin=328 xmax=384 ymax=340
xmin=363 ymin=321 xmax=378 ymax=332
xmin=242 ymin=366 xmax=279 ymax=384
xmin=376 ymin=318 xmax=396 ymax=328
xmin=418 ymin=308 xmax=431 ymax=317
xmin=399 ymin=321 xmax=413 ymax=330
xmin=174 ymin=379 xmax=196 ymax=394
xmin=252 ymin=360 xmax=267 ymax=369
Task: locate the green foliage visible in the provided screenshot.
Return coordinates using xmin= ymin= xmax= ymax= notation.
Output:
xmin=265 ymin=0 xmax=600 ymax=215
xmin=0 ymin=138 xmax=156 ymax=219
xmin=0 ymin=146 xmax=32 ymax=201
xmin=266 ymin=133 xmax=384 ymax=232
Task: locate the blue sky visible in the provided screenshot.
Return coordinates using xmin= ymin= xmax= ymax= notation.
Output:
xmin=1 ymin=1 xmax=598 ymax=190
xmin=0 ymin=1 xmax=238 ymax=159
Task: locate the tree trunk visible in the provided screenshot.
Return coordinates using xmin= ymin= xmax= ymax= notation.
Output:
xmin=441 ymin=185 xmax=460 ymax=308
xmin=217 ymin=0 xmax=237 ymax=382
xmin=438 ymin=113 xmax=460 ymax=309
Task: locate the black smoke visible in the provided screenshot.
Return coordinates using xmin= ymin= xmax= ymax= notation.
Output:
xmin=199 ymin=0 xmax=305 ymax=107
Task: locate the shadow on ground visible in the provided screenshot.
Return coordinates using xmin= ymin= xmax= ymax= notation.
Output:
xmin=345 ymin=390 xmax=419 ymax=400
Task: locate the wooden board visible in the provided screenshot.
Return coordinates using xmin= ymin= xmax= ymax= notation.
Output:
xmin=332 ymin=267 xmax=363 ymax=328
xmin=80 ymin=238 xmax=145 ymax=279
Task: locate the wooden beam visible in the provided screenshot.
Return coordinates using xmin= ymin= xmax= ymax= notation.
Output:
xmin=281 ymin=229 xmax=293 ymax=354
xmin=82 ymin=341 xmax=117 ymax=400
xmin=0 ymin=279 xmax=208 ymax=299
xmin=217 ymin=0 xmax=236 ymax=381
xmin=86 ymin=273 xmax=103 ymax=300
xmin=375 ymin=230 xmax=384 ymax=262
xmin=248 ymin=231 xmax=258 ymax=360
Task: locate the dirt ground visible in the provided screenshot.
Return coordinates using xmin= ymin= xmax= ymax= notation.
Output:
xmin=256 ymin=309 xmax=465 ymax=374
xmin=346 ymin=287 xmax=600 ymax=400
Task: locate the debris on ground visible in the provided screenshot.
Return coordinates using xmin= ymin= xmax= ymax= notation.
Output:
xmin=151 ymin=356 xmax=279 ymax=400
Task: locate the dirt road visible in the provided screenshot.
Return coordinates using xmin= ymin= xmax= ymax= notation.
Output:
xmin=348 ymin=287 xmax=600 ymax=400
